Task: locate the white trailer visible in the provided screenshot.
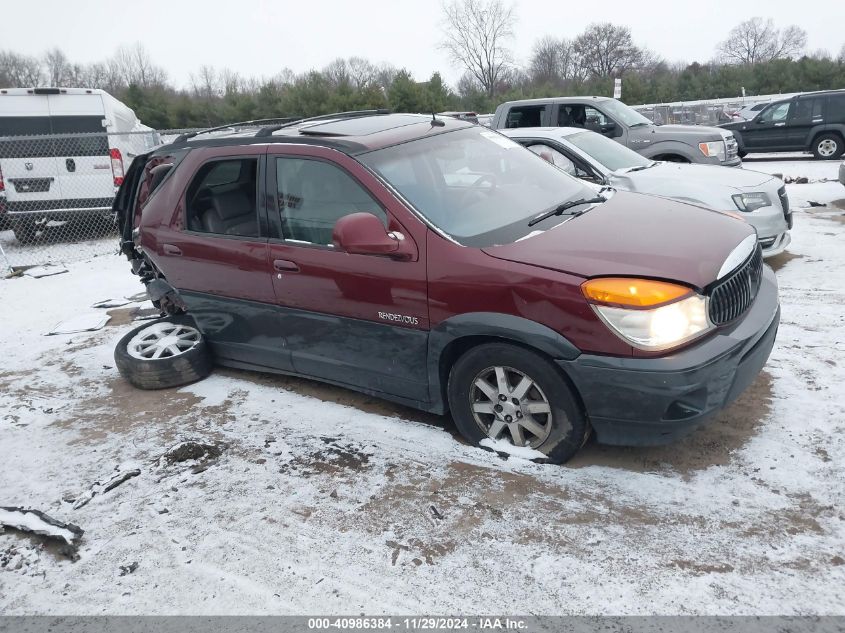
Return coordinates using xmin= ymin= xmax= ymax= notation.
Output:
xmin=0 ymin=87 xmax=160 ymax=242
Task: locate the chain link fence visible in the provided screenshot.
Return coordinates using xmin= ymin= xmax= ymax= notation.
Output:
xmin=0 ymin=129 xmax=199 ymax=272
xmin=631 ymin=93 xmax=801 ymax=127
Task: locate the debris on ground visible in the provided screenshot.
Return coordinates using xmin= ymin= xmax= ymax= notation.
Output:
xmin=158 ymin=441 xmax=223 ymax=474
xmin=806 ymin=200 xmax=826 ymax=207
xmin=0 ymin=507 xmax=83 ymax=560
xmin=23 ymin=264 xmax=68 ymax=279
xmin=72 ymin=466 xmax=141 ymax=510
xmin=0 ymin=542 xmax=42 ymax=575
xmin=47 ymin=313 xmax=111 ymax=335
xmin=119 ymin=561 xmax=139 ymax=576
xmin=91 ymin=298 xmax=131 ymax=309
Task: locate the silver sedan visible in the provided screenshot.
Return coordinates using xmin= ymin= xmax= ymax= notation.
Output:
xmin=501 ymin=127 xmax=793 ymax=258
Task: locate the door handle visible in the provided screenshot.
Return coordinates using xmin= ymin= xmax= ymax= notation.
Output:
xmin=273 ymin=259 xmax=300 ymax=272
xmin=774 ymin=123 xmax=785 ymax=127
xmin=162 ymin=244 xmax=182 ymax=256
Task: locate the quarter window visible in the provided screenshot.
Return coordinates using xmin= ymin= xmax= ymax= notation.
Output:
xmin=185 ymin=158 xmax=259 ymax=237
xmin=275 ymin=157 xmax=386 ymax=246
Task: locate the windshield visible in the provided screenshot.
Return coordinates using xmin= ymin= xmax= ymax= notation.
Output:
xmin=600 ymin=100 xmax=653 ymax=127
xmin=360 ymin=127 xmax=592 ymax=247
xmin=565 ymin=131 xmax=652 ymax=172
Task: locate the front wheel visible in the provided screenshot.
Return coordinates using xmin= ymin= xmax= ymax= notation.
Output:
xmin=447 ymin=343 xmax=589 ymax=464
xmin=812 ymin=134 xmax=844 ymax=160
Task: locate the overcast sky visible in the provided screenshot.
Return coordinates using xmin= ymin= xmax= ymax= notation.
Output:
xmin=4 ymin=0 xmax=843 ymax=88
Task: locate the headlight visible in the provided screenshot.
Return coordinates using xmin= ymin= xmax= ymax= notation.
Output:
xmin=732 ymin=192 xmax=771 ymax=212
xmin=582 ymin=278 xmax=712 ymax=351
xmin=698 ymin=141 xmax=726 ymax=160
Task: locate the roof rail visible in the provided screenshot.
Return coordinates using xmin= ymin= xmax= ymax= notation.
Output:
xmin=254 ymin=109 xmax=391 ymax=137
xmin=173 ymin=117 xmax=301 ymax=143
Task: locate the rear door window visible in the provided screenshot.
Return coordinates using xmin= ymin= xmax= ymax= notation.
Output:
xmin=185 ymin=158 xmax=260 ymax=238
xmin=826 ymin=94 xmax=845 ymax=123
xmin=504 ymin=106 xmax=547 ymax=128
xmin=789 ymin=98 xmax=824 ymax=124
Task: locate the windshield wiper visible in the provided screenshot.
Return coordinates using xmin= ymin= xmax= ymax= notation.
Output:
xmin=625 ymin=162 xmax=657 ymax=173
xmin=528 ymin=197 xmax=607 ymax=227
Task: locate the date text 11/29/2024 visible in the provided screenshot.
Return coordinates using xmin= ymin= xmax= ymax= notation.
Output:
xmin=307 ymin=617 xmax=528 ymax=630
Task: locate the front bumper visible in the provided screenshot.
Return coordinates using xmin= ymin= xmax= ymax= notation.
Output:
xmin=559 ymin=265 xmax=779 ymax=446
xmin=759 ymin=231 xmax=791 ymax=258
xmin=720 ymin=156 xmax=743 ymax=167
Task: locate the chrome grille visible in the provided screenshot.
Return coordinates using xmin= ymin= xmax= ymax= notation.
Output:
xmin=709 ymin=245 xmax=763 ymax=325
xmin=725 ymin=135 xmax=738 ymax=161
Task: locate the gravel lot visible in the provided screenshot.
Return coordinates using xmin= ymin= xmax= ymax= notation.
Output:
xmin=1 ymin=159 xmax=844 ymax=615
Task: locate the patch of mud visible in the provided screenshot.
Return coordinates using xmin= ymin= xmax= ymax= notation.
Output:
xmin=570 ymin=371 xmax=774 ymax=474
xmin=279 ymin=436 xmax=372 ymax=477
xmin=767 ymin=251 xmax=804 ymax=272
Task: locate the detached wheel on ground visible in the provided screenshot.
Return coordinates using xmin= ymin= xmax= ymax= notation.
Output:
xmin=447 ymin=343 xmax=589 ymax=464
xmin=114 ymin=316 xmax=213 ymax=390
xmin=12 ymin=218 xmax=39 ymax=244
xmin=812 ymin=134 xmax=844 ymax=160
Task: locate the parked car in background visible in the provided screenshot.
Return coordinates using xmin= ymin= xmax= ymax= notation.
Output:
xmin=476 ymin=113 xmax=494 ymax=127
xmin=438 ymin=111 xmax=479 ymax=125
xmin=732 ymin=102 xmax=770 ymax=121
xmin=0 ymin=87 xmax=159 ymax=243
xmin=720 ymin=90 xmax=845 ymax=160
xmin=492 ymin=96 xmax=741 ymax=167
xmin=113 ymin=111 xmax=779 ymax=464
xmin=501 ymin=127 xmax=792 ymax=258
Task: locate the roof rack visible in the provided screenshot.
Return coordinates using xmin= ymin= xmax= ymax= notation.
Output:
xmin=173 ymin=117 xmax=301 ymax=143
xmin=254 ymin=109 xmax=392 ymax=137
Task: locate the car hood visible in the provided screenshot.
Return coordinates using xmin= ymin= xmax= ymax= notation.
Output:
xmin=613 ymin=162 xmax=775 ymax=195
xmin=482 ymin=191 xmax=755 ymax=290
xmin=651 ymin=123 xmax=731 ymax=141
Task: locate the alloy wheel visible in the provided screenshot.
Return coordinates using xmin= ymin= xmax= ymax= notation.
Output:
xmin=469 ymin=365 xmax=553 ymax=448
xmin=127 ymin=322 xmax=201 ymax=360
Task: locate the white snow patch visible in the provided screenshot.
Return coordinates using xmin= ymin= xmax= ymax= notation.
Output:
xmin=479 ymin=437 xmax=547 ymax=461
xmin=0 ymin=509 xmax=79 ymax=545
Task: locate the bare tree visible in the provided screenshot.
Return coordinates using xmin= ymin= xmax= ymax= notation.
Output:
xmin=572 ymin=23 xmax=645 ymax=78
xmin=323 ymin=58 xmax=352 ymax=88
xmin=0 ymin=50 xmax=44 ymax=87
xmin=348 ymin=57 xmax=379 ymax=89
xmin=529 ymin=36 xmax=581 ymax=84
xmin=44 ymin=48 xmax=70 ymax=86
xmin=191 ymin=65 xmax=220 ymax=99
xmin=839 ymin=43 xmax=845 ymax=63
xmin=440 ymin=0 xmax=516 ymax=98
xmin=718 ymin=18 xmax=807 ymax=64
xmin=111 ymin=43 xmax=167 ymax=88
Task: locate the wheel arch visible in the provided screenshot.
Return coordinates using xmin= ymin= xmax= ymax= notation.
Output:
xmin=427 ymin=312 xmax=581 ymax=414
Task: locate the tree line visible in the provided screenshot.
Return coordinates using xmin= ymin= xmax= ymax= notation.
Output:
xmin=1 ymin=3 xmax=843 ymax=130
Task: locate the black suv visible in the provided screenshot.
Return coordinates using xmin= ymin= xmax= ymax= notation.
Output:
xmin=720 ymin=90 xmax=845 ymax=160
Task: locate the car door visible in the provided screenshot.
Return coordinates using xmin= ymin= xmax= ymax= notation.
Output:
xmin=786 ymin=96 xmax=825 ymax=149
xmin=149 ymin=145 xmax=290 ymax=370
xmin=265 ymin=145 xmax=430 ymax=404
xmin=743 ymin=101 xmax=793 ymax=150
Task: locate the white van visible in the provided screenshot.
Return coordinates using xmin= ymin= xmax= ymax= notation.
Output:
xmin=0 ymin=87 xmax=160 ymax=242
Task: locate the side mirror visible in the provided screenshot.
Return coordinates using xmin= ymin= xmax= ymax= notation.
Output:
xmin=332 ymin=212 xmax=414 ymax=260
xmin=600 ymin=122 xmax=618 ymax=136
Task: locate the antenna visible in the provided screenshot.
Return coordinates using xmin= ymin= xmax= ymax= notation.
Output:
xmin=430 ymin=112 xmax=445 ymax=127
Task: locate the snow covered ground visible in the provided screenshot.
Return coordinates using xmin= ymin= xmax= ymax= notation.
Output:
xmin=1 ymin=160 xmax=844 ymax=615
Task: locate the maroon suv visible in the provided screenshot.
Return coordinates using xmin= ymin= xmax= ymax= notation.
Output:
xmin=114 ymin=112 xmax=779 ymax=463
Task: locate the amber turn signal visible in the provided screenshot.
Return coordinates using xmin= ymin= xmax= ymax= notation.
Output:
xmin=581 ymin=277 xmax=693 ymax=308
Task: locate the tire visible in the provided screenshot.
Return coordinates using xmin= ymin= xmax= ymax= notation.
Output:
xmin=811 ymin=134 xmax=844 ymax=160
xmin=738 ymin=149 xmax=748 ymax=158
xmin=114 ymin=315 xmax=213 ymax=390
xmin=447 ymin=343 xmax=589 ymax=464
xmin=12 ymin=218 xmax=38 ymax=244
xmin=658 ymin=155 xmax=690 ymax=164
